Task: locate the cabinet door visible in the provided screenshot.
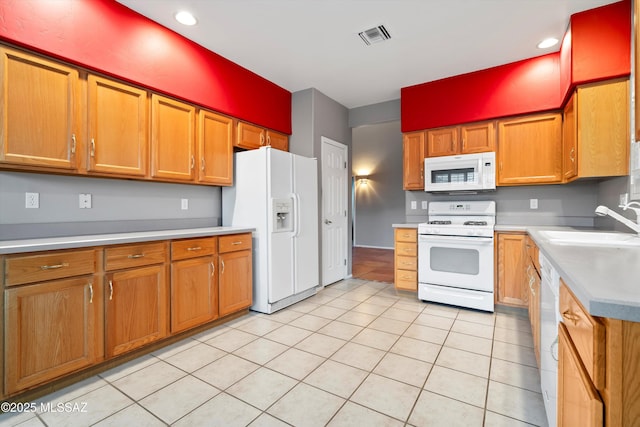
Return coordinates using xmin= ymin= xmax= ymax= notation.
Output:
xmin=426 ymin=126 xmax=458 ymax=157
xmin=219 ymin=250 xmax=252 ymax=316
xmin=198 ymin=109 xmax=233 ymax=185
xmin=563 ymin=93 xmax=578 ymax=182
xmin=497 ymin=113 xmax=562 ymax=185
xmin=558 ymin=323 xmax=603 ymax=427
xmin=106 ymin=265 xmax=168 ymax=357
xmin=402 ymin=131 xmax=426 ymax=190
xmin=171 ymin=257 xmax=218 ymax=333
xmin=87 ymin=75 xmax=148 ymax=176
xmin=0 ymin=47 xmax=79 ymax=170
xmin=496 ymin=233 xmax=527 ymax=307
xmin=460 ymin=121 xmax=496 ymax=154
xmin=236 ymin=121 xmax=264 ymax=150
xmin=5 ymin=276 xmax=103 ymax=394
xmin=151 ymin=94 xmax=195 ymax=181
xmin=576 ymin=79 xmax=629 ymax=178
xmin=267 ymin=130 xmax=289 ymax=151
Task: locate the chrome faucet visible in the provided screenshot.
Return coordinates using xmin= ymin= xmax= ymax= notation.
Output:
xmin=595 ymin=203 xmax=640 ymax=236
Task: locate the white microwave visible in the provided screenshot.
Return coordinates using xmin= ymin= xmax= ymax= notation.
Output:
xmin=424 ymin=152 xmax=496 ymax=192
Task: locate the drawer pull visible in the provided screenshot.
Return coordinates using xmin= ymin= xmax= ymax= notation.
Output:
xmin=562 ymin=310 xmax=580 ymax=323
xmin=89 ymin=283 xmax=93 ymax=304
xmin=40 ymin=263 xmax=69 ymax=270
xmin=109 ymin=280 xmax=113 ymax=301
xmin=403 ymin=248 xmax=412 ymax=252
xmin=231 ymin=241 xmax=243 ymax=245
xmin=127 ymin=253 xmax=145 ymax=259
xmin=187 ymin=246 xmax=202 ymax=251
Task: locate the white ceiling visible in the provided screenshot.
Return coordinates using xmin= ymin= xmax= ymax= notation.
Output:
xmin=117 ymin=0 xmax=619 ymax=109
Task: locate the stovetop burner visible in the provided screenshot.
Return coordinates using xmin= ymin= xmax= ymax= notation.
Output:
xmin=428 ymin=220 xmax=452 ymax=225
xmin=463 ymin=221 xmax=488 ymax=226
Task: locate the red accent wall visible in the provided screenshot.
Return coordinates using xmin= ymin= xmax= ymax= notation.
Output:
xmin=0 ymin=0 xmax=291 ymax=134
xmin=571 ymin=0 xmax=631 ymax=86
xmin=401 ymin=0 xmax=631 ymax=133
xmin=401 ymin=54 xmax=561 ymax=132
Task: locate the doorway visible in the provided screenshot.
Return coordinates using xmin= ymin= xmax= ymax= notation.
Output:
xmin=321 ymin=137 xmax=348 ymax=286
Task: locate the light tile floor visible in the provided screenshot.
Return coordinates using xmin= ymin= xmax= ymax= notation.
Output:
xmin=0 ymin=279 xmax=549 ymax=427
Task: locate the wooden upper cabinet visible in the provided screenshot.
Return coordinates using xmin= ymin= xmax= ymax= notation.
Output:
xmin=267 ymin=130 xmax=289 ymax=151
xmin=403 ymin=131 xmax=426 ymax=190
xmin=563 ymin=93 xmax=578 ymax=181
xmin=151 ymin=94 xmax=196 ymax=181
xmin=497 ymin=113 xmax=563 ymax=186
xmin=198 ymin=110 xmax=233 ymax=185
xmin=565 ymin=79 xmax=629 ymax=181
xmin=0 ymin=47 xmax=80 ymax=170
xmin=460 ymin=121 xmax=496 ymax=154
xmin=427 ymin=126 xmax=458 ymax=157
xmin=87 ymin=75 xmax=148 ymax=177
xmin=236 ymin=121 xmax=265 ymax=150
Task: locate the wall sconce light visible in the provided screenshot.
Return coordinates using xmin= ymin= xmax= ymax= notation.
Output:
xmin=356 ymin=175 xmax=369 ymax=185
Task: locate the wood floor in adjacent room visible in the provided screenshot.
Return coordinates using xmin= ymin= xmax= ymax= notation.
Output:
xmin=352 ymin=246 xmax=394 ymax=283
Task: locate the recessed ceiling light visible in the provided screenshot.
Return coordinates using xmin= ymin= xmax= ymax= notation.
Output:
xmin=537 ymin=37 xmax=559 ymax=49
xmin=175 ymin=10 xmax=197 ymax=26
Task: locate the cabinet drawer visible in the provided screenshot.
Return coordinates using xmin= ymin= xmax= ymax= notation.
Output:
xmin=396 ymin=242 xmax=417 ymax=257
xmin=219 ymin=233 xmax=252 ymax=253
xmin=171 ymin=237 xmax=217 ymax=261
xmin=395 ymin=228 xmax=417 ymax=243
xmin=395 ymin=255 xmax=417 ymax=271
xmin=396 ymin=269 xmax=417 ymax=282
xmin=4 ymin=249 xmax=97 ymax=286
xmin=559 ymin=280 xmax=605 ymax=390
xmin=105 ymin=242 xmax=167 ymax=271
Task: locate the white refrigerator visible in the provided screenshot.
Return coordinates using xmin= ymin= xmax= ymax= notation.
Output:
xmin=222 ymin=147 xmax=319 ymax=314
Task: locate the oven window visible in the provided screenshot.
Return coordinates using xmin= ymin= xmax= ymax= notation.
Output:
xmin=431 ymin=168 xmax=476 ymax=184
xmin=430 ymin=247 xmax=479 ymax=275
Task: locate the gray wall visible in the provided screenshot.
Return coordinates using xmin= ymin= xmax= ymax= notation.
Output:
xmin=406 ymin=181 xmax=601 ymax=227
xmin=352 ymin=121 xmax=405 ymax=248
xmin=0 ymin=172 xmax=220 ymax=239
xmin=291 ymin=88 xmax=352 ymax=280
xmin=349 ymin=99 xmax=401 ymax=128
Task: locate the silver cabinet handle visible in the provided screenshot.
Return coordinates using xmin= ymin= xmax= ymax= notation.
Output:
xmin=221 ymin=259 xmax=225 ymax=274
xmin=551 ymin=336 xmax=559 ymax=361
xmin=231 ymin=241 xmax=243 ymax=245
xmin=90 ymin=138 xmax=96 ymax=157
xmin=210 ymin=261 xmax=215 ymax=276
xmin=324 ymin=219 xmax=332 ymax=225
xmin=88 ymin=283 xmax=93 ymax=304
xmin=128 ymin=253 xmax=145 ymax=259
xmin=109 ymin=280 xmax=113 ymax=301
xmin=201 ymin=157 xmax=206 ymax=171
xmin=40 ymin=262 xmax=69 ymax=270
xmin=187 ymin=246 xmax=202 ymax=251
xmin=71 ymin=134 xmax=77 ymax=154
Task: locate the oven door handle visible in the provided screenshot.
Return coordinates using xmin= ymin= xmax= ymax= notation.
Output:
xmin=419 ymin=234 xmax=493 ymax=245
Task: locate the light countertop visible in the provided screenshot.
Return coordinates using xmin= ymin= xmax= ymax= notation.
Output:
xmin=392 ymin=223 xmax=420 ymax=228
xmin=0 ymin=226 xmax=255 ymax=255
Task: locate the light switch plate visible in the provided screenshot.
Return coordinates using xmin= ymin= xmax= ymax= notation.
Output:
xmin=620 ymin=193 xmax=629 ymax=206
xmin=410 ymin=201 xmax=417 ymax=210
xmin=79 ymin=193 xmax=92 ymax=209
xmin=421 ymin=201 xmax=428 ymax=209
xmin=529 ymin=198 xmax=538 ymax=209
xmin=181 ymin=199 xmax=189 ymax=210
xmin=25 ymin=192 xmax=39 ymax=209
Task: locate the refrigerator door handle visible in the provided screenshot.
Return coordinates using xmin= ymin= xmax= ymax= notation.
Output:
xmin=293 ymin=193 xmax=302 ymax=237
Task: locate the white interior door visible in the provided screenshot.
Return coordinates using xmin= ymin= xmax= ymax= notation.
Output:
xmin=321 ymin=137 xmax=348 ymax=286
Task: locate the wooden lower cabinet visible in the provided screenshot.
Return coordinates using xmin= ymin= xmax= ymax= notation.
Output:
xmin=495 ymin=232 xmax=527 ymax=307
xmin=219 ymin=250 xmax=252 ymax=316
xmin=104 ymin=242 xmax=169 ymax=358
xmin=558 ymin=323 xmax=603 ymax=427
xmin=394 ymin=228 xmax=418 ymax=291
xmin=4 ymin=276 xmax=103 ymax=394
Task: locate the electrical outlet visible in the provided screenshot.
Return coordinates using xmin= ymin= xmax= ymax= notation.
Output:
xmin=25 ymin=192 xmax=39 ymax=209
xmin=181 ymin=199 xmax=189 ymax=210
xmin=529 ymin=198 xmax=538 ymax=209
xmin=410 ymin=201 xmax=417 ymax=210
xmin=620 ymin=193 xmax=629 ymax=206
xmin=421 ymin=201 xmax=428 ymax=209
xmin=79 ymin=193 xmax=92 ymax=209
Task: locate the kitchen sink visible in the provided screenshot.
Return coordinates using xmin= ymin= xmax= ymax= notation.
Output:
xmin=539 ymin=230 xmax=640 ymax=247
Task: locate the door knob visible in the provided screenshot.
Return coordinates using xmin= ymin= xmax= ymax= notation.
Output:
xmin=324 ymin=219 xmax=332 ymax=225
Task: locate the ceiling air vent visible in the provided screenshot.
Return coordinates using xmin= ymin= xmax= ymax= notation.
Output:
xmin=358 ymin=25 xmax=391 ymax=46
